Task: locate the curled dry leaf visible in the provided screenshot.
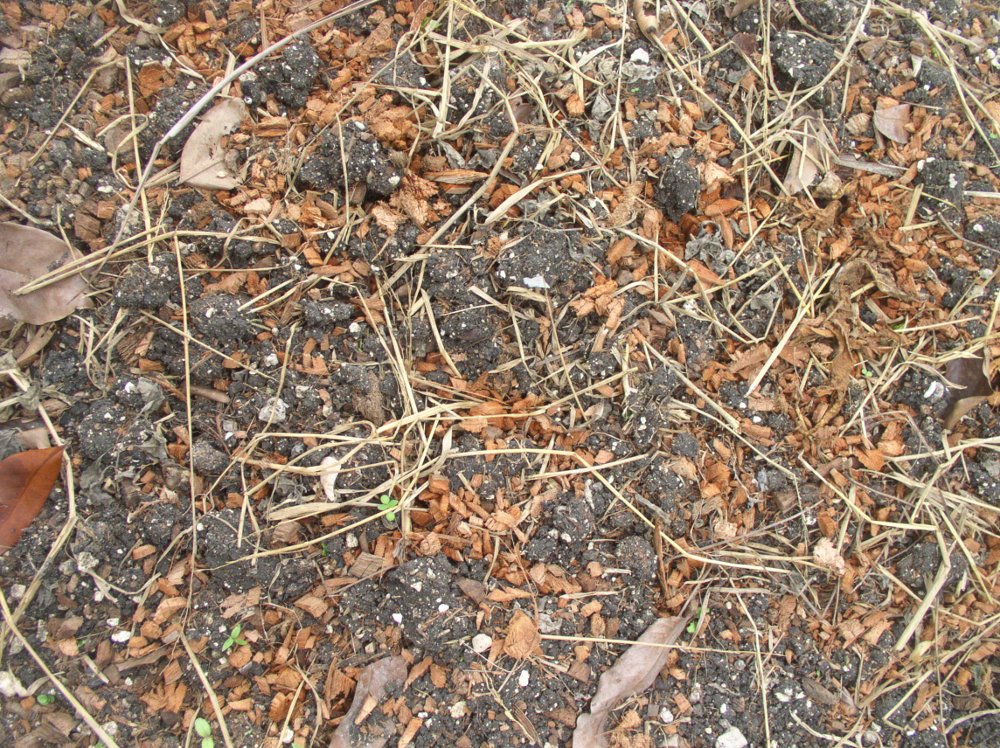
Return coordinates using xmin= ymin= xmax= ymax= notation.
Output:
xmin=0 ymin=446 xmax=64 ymax=554
xmin=179 ymin=98 xmax=247 ymax=190
xmin=320 ymin=456 xmax=341 ymax=502
xmin=0 ymin=223 xmax=90 ymax=330
xmin=873 ymin=102 xmax=911 ymax=144
xmin=942 ymin=352 xmax=995 ymax=430
xmin=328 ymin=655 xmax=407 ymax=748
xmin=573 ymin=615 xmax=687 ymax=748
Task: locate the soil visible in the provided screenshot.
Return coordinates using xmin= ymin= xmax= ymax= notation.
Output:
xmin=1 ymin=1 xmax=999 ymax=747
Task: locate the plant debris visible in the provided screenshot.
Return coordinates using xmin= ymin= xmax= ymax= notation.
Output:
xmin=1 ymin=0 xmax=999 ymax=745
xmin=942 ymin=352 xmax=996 ymax=429
xmin=328 ymin=656 xmax=407 ymax=748
xmin=0 ymin=446 xmax=63 ymax=553
xmin=178 ymin=98 xmax=247 ymax=190
xmin=0 ymin=223 xmax=89 ymax=330
xmin=573 ymin=615 xmax=687 ymax=747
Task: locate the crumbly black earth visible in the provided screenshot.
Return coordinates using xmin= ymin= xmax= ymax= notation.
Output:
xmin=1 ymin=1 xmax=996 ymax=747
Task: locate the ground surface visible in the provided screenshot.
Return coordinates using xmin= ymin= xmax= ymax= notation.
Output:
xmin=1 ymin=0 xmax=999 ymax=746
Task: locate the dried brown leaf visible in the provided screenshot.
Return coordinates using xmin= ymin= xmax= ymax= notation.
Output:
xmin=503 ymin=609 xmax=541 ymax=660
xmin=873 ymin=103 xmax=911 ymax=144
xmin=813 ymin=537 xmax=846 ymax=575
xmin=782 ymin=115 xmax=834 ymax=195
xmin=572 ymin=615 xmax=687 ymax=747
xmin=370 ymin=203 xmax=405 ymax=235
xmin=942 ymin=353 xmax=994 ymax=430
xmin=328 ymin=655 xmax=407 ymax=748
xmin=0 ymin=446 xmax=63 ymax=554
xmin=179 ymin=99 xmax=247 ymax=190
xmin=0 ymin=223 xmax=90 ymax=330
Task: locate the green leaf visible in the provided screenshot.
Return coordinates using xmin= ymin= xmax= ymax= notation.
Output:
xmin=36 ymin=693 xmax=54 ymax=705
xmin=222 ymin=622 xmax=243 ymax=651
xmin=378 ymin=495 xmax=399 ymax=522
xmin=202 ymin=739 xmax=215 ymax=748
xmin=194 ymin=717 xmax=212 ymax=738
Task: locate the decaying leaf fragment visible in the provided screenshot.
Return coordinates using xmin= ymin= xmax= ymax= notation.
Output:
xmin=782 ymin=114 xmax=836 ymax=196
xmin=0 ymin=446 xmax=63 ymax=554
xmin=503 ymin=609 xmax=541 ymax=659
xmin=942 ymin=352 xmax=995 ymax=430
xmin=319 ymin=455 xmax=341 ymax=502
xmin=873 ymin=102 xmax=911 ymax=144
xmin=328 ymin=655 xmax=407 ymax=748
xmin=0 ymin=223 xmax=90 ymax=330
xmin=573 ymin=615 xmax=687 ymax=747
xmin=179 ymin=98 xmax=247 ymax=190
xmin=813 ymin=537 xmax=846 ymax=575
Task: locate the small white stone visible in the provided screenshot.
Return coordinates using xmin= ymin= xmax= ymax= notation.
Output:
xmin=518 ymin=669 xmax=530 ymax=687
xmin=522 ymin=275 xmax=550 ymax=289
xmin=76 ymin=551 xmax=99 ymax=573
xmin=449 ymin=700 xmax=469 ymax=719
xmin=0 ymin=671 xmax=27 ymax=698
xmin=715 ymin=726 xmax=749 ymax=748
xmin=257 ymin=397 xmax=287 ymax=423
xmin=111 ymin=630 xmax=132 ymax=643
xmin=471 ymin=634 xmax=493 ymax=653
xmin=438 ymin=603 xmax=450 ymax=613
xmin=659 ymin=707 xmax=675 ymax=724
xmin=392 ymin=613 xmax=403 ymax=624
xmin=923 ymin=380 xmax=944 ymax=399
xmin=630 ymin=47 xmax=650 ymax=65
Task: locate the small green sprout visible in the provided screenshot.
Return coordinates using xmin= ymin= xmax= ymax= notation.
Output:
xmin=686 ymin=607 xmax=704 ymax=635
xmin=320 ymin=542 xmax=329 ymax=557
xmin=221 ymin=622 xmax=247 ymax=652
xmin=36 ymin=693 xmax=54 ymax=705
xmin=378 ymin=494 xmax=400 ymax=522
xmin=194 ymin=717 xmax=215 ymax=748
xmin=861 ymin=366 xmax=874 ymax=378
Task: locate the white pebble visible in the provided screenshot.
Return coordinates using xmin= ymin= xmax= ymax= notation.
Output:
xmin=715 ymin=726 xmax=749 ymax=748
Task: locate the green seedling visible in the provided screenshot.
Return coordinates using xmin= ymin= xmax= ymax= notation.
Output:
xmin=194 ymin=717 xmax=215 ymax=748
xmin=221 ymin=622 xmax=247 ymax=652
xmin=36 ymin=693 xmax=54 ymax=705
xmin=378 ymin=494 xmax=399 ymax=523
xmin=686 ymin=607 xmax=704 ymax=635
